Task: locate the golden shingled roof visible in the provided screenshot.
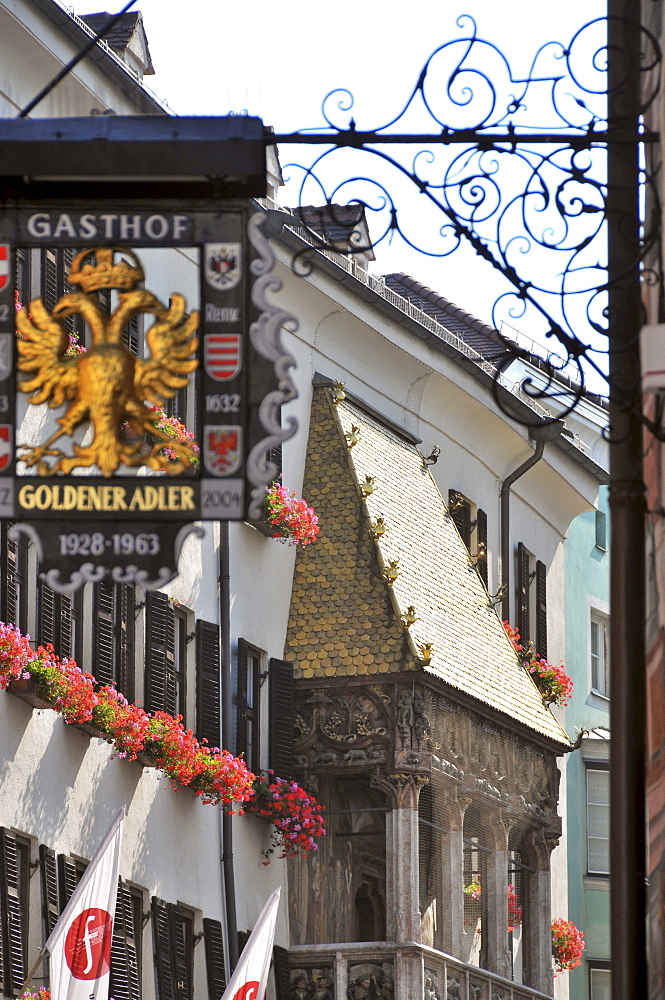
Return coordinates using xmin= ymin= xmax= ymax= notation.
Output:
xmin=285 ymin=386 xmax=570 ymax=746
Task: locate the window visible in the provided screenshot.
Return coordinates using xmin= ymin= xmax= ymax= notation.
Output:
xmin=236 ymin=640 xmax=263 ymax=772
xmin=1 ymin=524 xmax=28 ymax=633
xmin=516 ymin=543 xmax=547 ymax=657
xmin=589 ymin=963 xmax=611 ymax=1000
xmin=587 ymin=768 xmax=610 ymax=875
xmin=595 ymin=509 xmax=608 ymax=551
xmin=38 ymin=582 xmax=82 ymax=662
xmin=94 ymin=582 xmax=136 ymax=701
xmin=0 ymin=829 xmax=31 ymax=995
xmin=590 ymin=611 xmax=609 ymax=697
xmin=152 ymin=898 xmax=194 ymax=1000
xmin=449 ymin=491 xmax=488 ymax=587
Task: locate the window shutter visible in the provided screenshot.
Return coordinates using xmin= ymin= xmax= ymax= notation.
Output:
xmin=236 ymin=639 xmax=249 ymax=759
xmin=196 ymin=621 xmax=221 ymax=749
xmin=118 ymin=585 xmax=135 ymax=700
xmin=145 ymin=593 xmax=176 ymax=716
xmin=110 ymin=881 xmax=141 ymax=1000
xmin=57 ymin=855 xmax=84 ymax=911
xmin=203 ymin=919 xmax=226 ymax=1000
xmin=476 ymin=508 xmax=488 ymax=587
xmin=42 ymin=249 xmax=59 ymax=312
xmin=237 ymin=930 xmax=249 ymax=954
xmin=39 ymin=846 xmax=60 ymax=938
xmin=94 ymin=581 xmax=117 ymax=686
xmin=516 ymin=542 xmax=530 ymax=644
xmin=3 ymin=526 xmax=19 ymax=628
xmin=269 ymin=658 xmax=294 ymax=779
xmin=448 ymin=490 xmax=471 ymax=548
xmin=168 ymin=903 xmax=190 ymax=1000
xmin=38 ymin=581 xmax=56 ymax=647
xmin=272 ymin=945 xmax=291 ymax=1000
xmin=124 ymin=315 xmax=140 ymax=355
xmin=59 ymin=592 xmax=74 ymax=659
xmin=152 ymin=897 xmax=177 ymax=1000
xmin=535 ymin=560 xmax=548 ymax=659
xmin=0 ymin=829 xmax=26 ymax=993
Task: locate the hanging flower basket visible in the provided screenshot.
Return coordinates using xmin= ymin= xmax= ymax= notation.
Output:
xmin=503 ymin=622 xmax=574 ymax=707
xmin=262 ymin=479 xmax=319 ymax=545
xmin=242 ymin=772 xmax=326 ymax=862
xmin=552 ymin=918 xmax=585 ymax=972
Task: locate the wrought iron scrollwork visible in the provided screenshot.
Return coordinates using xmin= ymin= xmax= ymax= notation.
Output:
xmin=270 ymin=15 xmax=662 ymax=426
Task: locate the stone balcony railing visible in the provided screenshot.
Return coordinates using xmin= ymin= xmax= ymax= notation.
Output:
xmin=288 ymin=941 xmax=554 ymax=1000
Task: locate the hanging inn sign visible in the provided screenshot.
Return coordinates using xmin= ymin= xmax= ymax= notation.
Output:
xmin=0 ymin=116 xmax=298 ymax=591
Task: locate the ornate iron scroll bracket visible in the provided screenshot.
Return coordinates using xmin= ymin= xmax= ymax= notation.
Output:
xmin=268 ymin=14 xmax=662 ymax=427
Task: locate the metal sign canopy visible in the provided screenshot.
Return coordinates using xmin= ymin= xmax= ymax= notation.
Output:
xmin=0 ymin=115 xmax=298 ymax=592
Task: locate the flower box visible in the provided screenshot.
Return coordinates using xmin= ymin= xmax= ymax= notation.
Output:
xmin=136 ymin=748 xmax=157 ymax=768
xmin=7 ymin=677 xmax=50 ymax=710
xmin=75 ymin=721 xmax=108 ymax=741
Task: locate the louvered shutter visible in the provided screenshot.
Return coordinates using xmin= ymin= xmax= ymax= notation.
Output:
xmin=118 ymin=585 xmax=135 ymax=699
xmin=203 ymin=919 xmax=226 ymax=999
xmin=94 ymin=581 xmax=116 ymax=685
xmin=110 ymin=881 xmax=141 ymax=1000
xmin=152 ymin=897 xmax=177 ymax=1000
xmin=476 ymin=508 xmax=488 ymax=587
xmin=448 ymin=490 xmax=471 ymax=548
xmin=516 ymin=542 xmax=530 ymax=644
xmin=237 ymin=930 xmax=249 ymax=954
xmin=4 ymin=528 xmax=18 ymax=628
xmin=59 ymin=592 xmax=73 ymax=659
xmin=146 ymin=593 xmax=176 ymax=715
xmin=535 ymin=560 xmax=548 ymax=659
xmin=0 ymin=829 xmax=26 ymax=993
xmin=169 ymin=904 xmax=191 ymax=1000
xmin=39 ymin=846 xmax=60 ymax=939
xmin=272 ymin=945 xmax=291 ymax=1000
xmin=196 ymin=620 xmax=221 ymax=748
xmin=124 ymin=316 xmax=140 ymax=355
xmin=38 ymin=581 xmax=56 ymax=647
xmin=269 ymin=658 xmax=294 ymax=779
xmin=57 ymin=855 xmax=84 ymax=911
xmin=42 ymin=249 xmax=59 ymax=312
xmin=236 ymin=639 xmax=249 ymax=759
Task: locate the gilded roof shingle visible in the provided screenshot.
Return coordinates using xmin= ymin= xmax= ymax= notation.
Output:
xmin=286 ymin=386 xmax=570 ymax=746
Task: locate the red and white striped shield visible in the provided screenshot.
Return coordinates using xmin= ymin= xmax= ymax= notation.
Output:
xmin=204 ymin=334 xmax=242 ymax=382
xmin=0 ymin=426 xmax=11 ymax=472
xmin=0 ymin=246 xmax=9 ymax=291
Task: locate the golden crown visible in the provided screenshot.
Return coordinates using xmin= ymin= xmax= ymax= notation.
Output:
xmin=67 ymin=247 xmax=144 ymax=293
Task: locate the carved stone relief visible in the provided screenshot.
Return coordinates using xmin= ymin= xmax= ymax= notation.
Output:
xmin=291 ymin=968 xmax=335 ymax=1000
xmin=347 ymin=963 xmax=393 ymax=1000
xmin=424 ymin=970 xmax=442 ymax=1000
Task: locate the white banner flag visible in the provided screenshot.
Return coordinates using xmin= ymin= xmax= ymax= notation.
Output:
xmin=221 ymin=888 xmax=281 ymax=1000
xmin=45 ymin=810 xmax=123 ymax=1000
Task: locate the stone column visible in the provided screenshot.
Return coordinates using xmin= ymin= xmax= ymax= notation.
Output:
xmin=524 ymin=830 xmax=556 ymax=996
xmin=483 ymin=809 xmax=511 ymax=980
xmin=438 ymin=788 xmax=468 ymax=957
xmin=382 ymin=773 xmax=425 ymax=944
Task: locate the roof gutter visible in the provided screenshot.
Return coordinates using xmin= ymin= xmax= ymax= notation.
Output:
xmin=500 ymin=421 xmax=564 ymax=623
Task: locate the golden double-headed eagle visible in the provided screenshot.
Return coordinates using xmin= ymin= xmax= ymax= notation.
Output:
xmin=16 ymin=247 xmax=199 ymax=477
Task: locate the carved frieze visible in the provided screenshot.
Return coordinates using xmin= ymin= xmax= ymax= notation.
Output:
xmin=291 ymin=967 xmax=335 ymax=999
xmin=347 ymin=962 xmax=394 ymax=999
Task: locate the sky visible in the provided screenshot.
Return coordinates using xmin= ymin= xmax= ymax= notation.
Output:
xmin=68 ymin=0 xmax=606 ymax=378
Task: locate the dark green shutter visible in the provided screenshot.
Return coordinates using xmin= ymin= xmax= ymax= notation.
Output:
xmin=516 ymin=542 xmax=530 ymax=644
xmin=145 ymin=593 xmax=176 ymax=715
xmin=203 ymin=919 xmax=226 ymax=999
xmin=38 ymin=581 xmax=56 ymax=647
xmin=152 ymin=897 xmax=177 ymax=1000
xmin=236 ymin=639 xmax=249 ymax=759
xmin=39 ymin=845 xmax=60 ymax=938
xmin=57 ymin=855 xmax=84 ymax=910
xmin=448 ymin=490 xmax=471 ymax=548
xmin=118 ymin=585 xmax=135 ymax=700
xmin=94 ymin=581 xmax=117 ymax=685
xmin=272 ymin=945 xmax=291 ymax=1000
xmin=269 ymin=658 xmax=294 ymax=779
xmin=476 ymin=509 xmax=488 ymax=587
xmin=196 ymin=620 xmax=221 ymax=749
xmin=0 ymin=829 xmax=26 ymax=993
xmin=110 ymin=881 xmax=141 ymax=1000
xmin=535 ymin=560 xmax=548 ymax=659
xmin=59 ymin=592 xmax=73 ymax=659
xmin=169 ymin=904 xmax=190 ymax=1000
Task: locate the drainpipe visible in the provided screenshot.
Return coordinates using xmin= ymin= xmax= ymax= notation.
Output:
xmin=500 ymin=421 xmax=564 ymax=623
xmin=219 ymin=520 xmax=239 ymax=973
